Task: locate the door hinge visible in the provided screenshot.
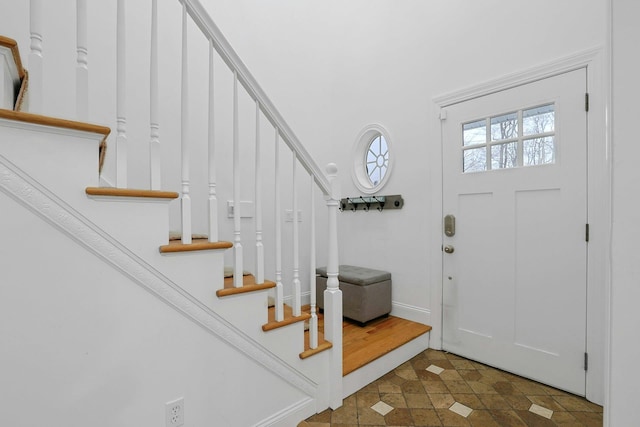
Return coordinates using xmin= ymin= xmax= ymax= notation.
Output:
xmin=584 ymin=352 xmax=589 ymax=371
xmin=585 ymin=223 xmax=590 ymax=242
xmin=585 ymin=93 xmax=590 ymax=112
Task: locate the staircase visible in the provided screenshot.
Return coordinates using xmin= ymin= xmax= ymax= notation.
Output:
xmin=0 ymin=2 xmax=429 ymax=425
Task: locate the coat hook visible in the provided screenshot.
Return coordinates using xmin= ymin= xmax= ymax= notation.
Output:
xmin=360 ymin=197 xmax=370 ymax=211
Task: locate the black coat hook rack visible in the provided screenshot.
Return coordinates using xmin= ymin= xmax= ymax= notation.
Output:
xmin=339 ymin=195 xmax=404 ymax=212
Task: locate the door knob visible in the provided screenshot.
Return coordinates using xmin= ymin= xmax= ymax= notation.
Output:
xmin=443 ymin=245 xmax=455 ymax=254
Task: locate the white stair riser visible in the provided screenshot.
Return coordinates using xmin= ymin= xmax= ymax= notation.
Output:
xmin=0 ymin=123 xmax=100 ymax=197
xmin=342 ymin=333 xmax=430 ymax=398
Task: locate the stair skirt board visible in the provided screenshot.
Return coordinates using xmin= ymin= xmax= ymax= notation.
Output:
xmin=0 ymin=156 xmax=318 ymax=398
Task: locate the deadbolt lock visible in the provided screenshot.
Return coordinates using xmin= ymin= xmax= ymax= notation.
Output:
xmin=443 ymin=245 xmax=455 ymax=254
xmin=444 ymin=214 xmax=456 ymax=237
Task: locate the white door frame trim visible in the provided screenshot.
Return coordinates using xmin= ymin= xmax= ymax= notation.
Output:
xmin=430 ymin=46 xmax=609 ymax=406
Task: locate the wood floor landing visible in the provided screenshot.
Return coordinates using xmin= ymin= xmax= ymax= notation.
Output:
xmin=309 ymin=307 xmax=432 ymax=375
xmin=341 ymin=315 xmax=431 ymax=376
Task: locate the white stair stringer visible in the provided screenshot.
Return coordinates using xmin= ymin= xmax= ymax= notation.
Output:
xmin=0 ymin=153 xmax=324 ymax=424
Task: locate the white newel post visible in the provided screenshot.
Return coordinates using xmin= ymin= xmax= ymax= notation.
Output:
xmin=76 ymin=0 xmax=88 ymax=121
xmin=232 ymin=70 xmax=243 ymax=286
xmin=29 ymin=0 xmax=43 ymax=113
xmin=324 ymin=163 xmax=342 ymax=409
xmin=149 ymin=0 xmax=161 ymax=190
xmin=292 ymin=153 xmax=301 ymax=316
xmin=207 ymin=39 xmax=217 ymax=242
xmin=180 ymin=3 xmax=192 ymax=244
xmin=274 ymin=129 xmax=284 ymax=321
xmin=116 ymin=0 xmax=128 ymax=187
xmin=309 ymin=175 xmax=318 ymax=349
xmin=255 ymin=101 xmax=264 ymax=284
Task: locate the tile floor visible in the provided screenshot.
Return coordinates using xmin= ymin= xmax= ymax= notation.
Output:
xmin=300 ymin=349 xmax=603 ymax=426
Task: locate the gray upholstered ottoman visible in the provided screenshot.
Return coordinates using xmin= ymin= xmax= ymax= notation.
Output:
xmin=316 ymin=265 xmax=391 ymax=324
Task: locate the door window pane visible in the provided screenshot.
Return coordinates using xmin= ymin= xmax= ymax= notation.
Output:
xmin=463 ymin=147 xmax=487 ymax=173
xmin=523 ymin=104 xmax=554 ymax=136
xmin=491 ymin=142 xmax=517 ymax=169
xmin=463 ymin=120 xmax=486 ymax=146
xmin=491 ymin=112 xmax=518 ymax=141
xmin=524 ymin=137 xmax=555 ymax=166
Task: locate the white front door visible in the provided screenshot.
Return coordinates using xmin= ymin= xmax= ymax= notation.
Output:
xmin=441 ymin=69 xmax=588 ymax=395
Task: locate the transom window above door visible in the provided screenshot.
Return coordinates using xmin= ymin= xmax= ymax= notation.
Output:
xmin=462 ymin=103 xmax=555 ymax=173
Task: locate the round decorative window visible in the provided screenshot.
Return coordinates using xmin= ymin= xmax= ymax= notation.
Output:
xmin=366 ymin=134 xmax=389 ymax=186
xmin=351 ymin=124 xmax=393 ymax=194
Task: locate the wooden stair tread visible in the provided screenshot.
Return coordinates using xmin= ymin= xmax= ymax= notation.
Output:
xmin=263 ymin=304 xmax=311 ymax=332
xmin=160 ymin=238 xmax=232 ymax=254
xmin=342 ymin=316 xmax=432 ymax=376
xmin=86 ymin=187 xmax=178 ymax=199
xmin=300 ymin=340 xmax=333 ymax=359
xmin=0 ymin=109 xmax=109 ymax=138
xmin=216 ymin=275 xmax=276 ymax=297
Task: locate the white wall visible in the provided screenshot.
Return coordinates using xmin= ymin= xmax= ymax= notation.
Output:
xmin=608 ymin=0 xmax=640 ymax=424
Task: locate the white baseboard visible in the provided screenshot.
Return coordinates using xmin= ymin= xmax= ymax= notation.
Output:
xmin=391 ymin=301 xmax=431 ymax=325
xmin=252 ymin=396 xmax=315 ymax=427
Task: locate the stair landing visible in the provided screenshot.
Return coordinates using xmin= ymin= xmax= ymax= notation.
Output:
xmin=300 ymin=306 xmax=431 ymax=374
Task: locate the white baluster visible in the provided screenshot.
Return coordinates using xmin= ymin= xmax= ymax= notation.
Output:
xmin=116 ymin=0 xmax=127 ymax=187
xmin=255 ymin=100 xmax=264 ymax=284
xmin=207 ymin=39 xmax=218 ymax=242
xmin=292 ymin=153 xmax=301 ymax=316
xmin=232 ymin=70 xmax=243 ymax=287
xmin=180 ymin=3 xmax=192 ymax=244
xmin=29 ymin=0 xmax=43 ymax=113
xmin=76 ymin=0 xmax=88 ymax=121
xmin=274 ymin=129 xmax=284 ymax=321
xmin=309 ymin=175 xmax=318 ymax=349
xmin=324 ymin=163 xmax=342 ymax=409
xmin=149 ymin=0 xmax=161 ymax=190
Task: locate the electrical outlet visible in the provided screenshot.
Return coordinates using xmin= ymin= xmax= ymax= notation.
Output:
xmin=165 ymin=398 xmax=184 ymax=427
xmin=285 ymin=209 xmax=303 ymax=222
